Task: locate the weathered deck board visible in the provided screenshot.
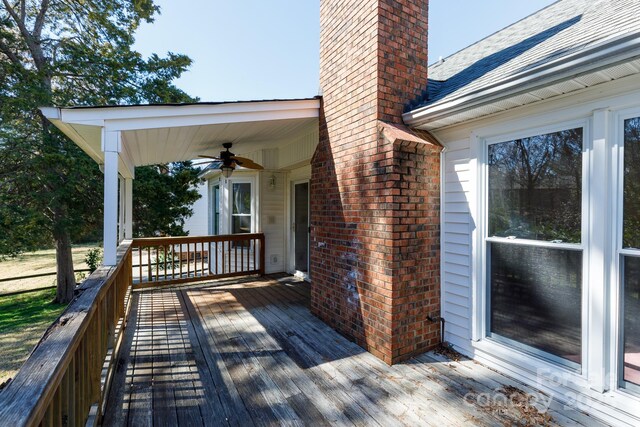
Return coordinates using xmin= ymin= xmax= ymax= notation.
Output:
xmin=103 ymin=276 xmax=607 ymax=427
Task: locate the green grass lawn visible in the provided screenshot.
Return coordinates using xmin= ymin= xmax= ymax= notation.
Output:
xmin=0 ymin=288 xmax=67 ymax=384
xmin=0 ymin=244 xmax=98 ymax=294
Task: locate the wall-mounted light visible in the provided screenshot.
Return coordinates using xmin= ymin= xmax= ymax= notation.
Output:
xmin=269 ymin=174 xmax=276 ymax=190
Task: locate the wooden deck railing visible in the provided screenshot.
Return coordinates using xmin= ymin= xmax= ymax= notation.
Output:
xmin=131 ymin=233 xmax=265 ymax=289
xmin=0 ymin=241 xmax=133 ymax=427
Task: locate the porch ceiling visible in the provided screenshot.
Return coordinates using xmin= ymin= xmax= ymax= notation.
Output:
xmin=41 ymin=98 xmax=320 ymax=173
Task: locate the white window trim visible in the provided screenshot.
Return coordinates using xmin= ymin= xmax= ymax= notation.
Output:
xmin=472 ymin=117 xmax=593 ymax=380
xmin=467 ymin=109 xmax=640 ymax=421
xmin=227 ymin=176 xmax=257 ymax=234
xmin=453 ymin=83 xmax=640 ymax=424
xmin=611 ymin=107 xmax=640 ymax=396
xmin=208 ymin=178 xmax=222 ymax=235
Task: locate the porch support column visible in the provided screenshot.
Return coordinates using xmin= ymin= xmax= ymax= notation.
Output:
xmin=125 ymin=177 xmax=133 ymax=239
xmin=588 ymin=108 xmax=609 ymax=392
xmin=103 ymin=130 xmax=121 ymax=266
xmin=118 ymin=176 xmax=125 ymax=243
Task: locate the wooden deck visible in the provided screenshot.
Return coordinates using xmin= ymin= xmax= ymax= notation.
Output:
xmin=103 ymin=276 xmax=606 ymax=427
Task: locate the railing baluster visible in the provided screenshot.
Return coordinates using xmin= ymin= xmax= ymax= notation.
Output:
xmin=74 ymin=348 xmax=82 ymax=425
xmin=222 ymin=241 xmax=226 ymax=274
xmin=53 ymin=386 xmax=61 ymax=426
xmin=69 ymin=370 xmax=74 ymax=425
xmin=179 ymin=243 xmax=183 ymax=279
xmin=129 ymin=234 xmax=265 ymax=288
xmin=207 ymin=241 xmax=211 ymax=278
xmin=187 ymin=243 xmax=191 ymax=277
xmin=138 ymin=246 xmax=142 ymax=283
xmin=83 ymin=336 xmax=89 ymax=421
xmin=163 ymin=245 xmax=167 ymax=281
xmin=253 ymin=238 xmax=257 ymax=272
xmin=259 ymin=235 xmax=266 ymax=275
xmin=215 ymin=241 xmax=219 ymax=275
xmin=147 ymin=247 xmax=152 ymax=282
xmin=42 ymin=400 xmax=53 ymax=426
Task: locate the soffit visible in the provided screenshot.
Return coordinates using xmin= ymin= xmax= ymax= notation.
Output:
xmin=43 ymin=99 xmax=320 ymax=167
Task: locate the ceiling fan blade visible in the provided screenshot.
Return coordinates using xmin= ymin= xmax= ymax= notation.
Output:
xmin=198 ymin=155 xmax=222 ymax=160
xmin=232 ymin=156 xmax=264 ymax=170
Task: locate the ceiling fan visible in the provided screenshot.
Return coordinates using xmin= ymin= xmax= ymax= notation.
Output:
xmin=197 ymin=142 xmax=264 ymax=178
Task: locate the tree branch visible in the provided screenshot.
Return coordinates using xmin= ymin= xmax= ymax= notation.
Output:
xmin=2 ymin=0 xmax=47 ymax=73
xmin=0 ymin=38 xmax=23 ymax=65
xmin=34 ymin=0 xmax=50 ymax=39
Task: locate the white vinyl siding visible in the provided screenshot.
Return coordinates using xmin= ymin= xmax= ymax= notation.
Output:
xmin=182 ymin=181 xmax=209 ymax=236
xmin=442 ymin=139 xmax=473 ymax=353
xmin=278 ymin=128 xmax=318 ymax=170
xmin=260 ymin=171 xmax=286 ymax=274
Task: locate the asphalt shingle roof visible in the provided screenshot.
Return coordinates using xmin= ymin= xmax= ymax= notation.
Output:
xmin=413 ymin=0 xmax=640 ymax=111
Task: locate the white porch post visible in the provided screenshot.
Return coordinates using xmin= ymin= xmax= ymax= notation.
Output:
xmin=118 ymin=176 xmax=125 ymax=243
xmin=588 ymin=109 xmax=610 ymax=392
xmin=125 ymin=177 xmax=133 ymax=239
xmin=103 ymin=130 xmax=121 ymax=266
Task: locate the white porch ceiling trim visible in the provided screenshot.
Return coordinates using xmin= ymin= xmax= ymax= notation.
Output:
xmin=41 ymin=98 xmax=321 ymax=170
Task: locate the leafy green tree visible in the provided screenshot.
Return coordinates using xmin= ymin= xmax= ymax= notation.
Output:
xmin=0 ymin=0 xmax=195 ymax=302
xmin=133 ymin=162 xmax=203 ymax=237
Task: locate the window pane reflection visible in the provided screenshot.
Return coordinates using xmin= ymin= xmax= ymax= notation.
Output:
xmin=624 ymin=118 xmax=640 ymax=249
xmin=623 ymin=256 xmax=640 ymax=386
xmin=232 ymin=183 xmax=251 ymax=215
xmin=232 ymin=216 xmax=251 ymax=234
xmin=490 ymin=242 xmax=582 ymax=364
xmin=488 ymin=128 xmax=583 ymax=243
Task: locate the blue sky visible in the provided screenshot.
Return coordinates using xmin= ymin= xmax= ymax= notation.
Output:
xmin=134 ymin=0 xmax=556 ymax=102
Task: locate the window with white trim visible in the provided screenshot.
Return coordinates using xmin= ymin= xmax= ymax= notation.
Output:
xmin=486 ymin=127 xmax=584 ymax=368
xmin=620 ymin=117 xmax=640 ymax=389
xmin=231 ymin=182 xmax=253 ymax=235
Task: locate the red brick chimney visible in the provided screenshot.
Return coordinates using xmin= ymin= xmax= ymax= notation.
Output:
xmin=311 ymin=0 xmax=442 ymax=364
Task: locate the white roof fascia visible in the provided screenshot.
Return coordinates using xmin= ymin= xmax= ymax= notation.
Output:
xmin=103 ymin=106 xmax=319 ymax=133
xmin=53 ymin=99 xmax=320 ymax=129
xmin=40 ymin=107 xmax=60 ymax=120
xmin=403 ymin=32 xmax=640 ymax=129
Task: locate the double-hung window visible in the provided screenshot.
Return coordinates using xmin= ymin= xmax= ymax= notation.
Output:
xmin=231 ymin=182 xmax=253 ymax=235
xmin=486 ymin=127 xmax=584 ymax=369
xmin=620 ymin=116 xmax=640 ymax=390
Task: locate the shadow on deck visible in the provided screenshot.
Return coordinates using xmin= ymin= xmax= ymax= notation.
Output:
xmin=103 ymin=276 xmax=604 ymax=427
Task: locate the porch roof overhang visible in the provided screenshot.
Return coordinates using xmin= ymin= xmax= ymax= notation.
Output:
xmin=41 ymin=97 xmax=321 ymax=179
xmin=40 ymin=97 xmax=320 ymax=266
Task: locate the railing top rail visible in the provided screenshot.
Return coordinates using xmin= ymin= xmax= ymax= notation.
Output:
xmin=0 ymin=241 xmax=133 ymax=426
xmin=132 ymin=233 xmax=264 ymax=246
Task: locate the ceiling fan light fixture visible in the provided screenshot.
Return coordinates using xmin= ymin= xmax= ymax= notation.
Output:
xmin=220 ymin=164 xmax=235 ymax=178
